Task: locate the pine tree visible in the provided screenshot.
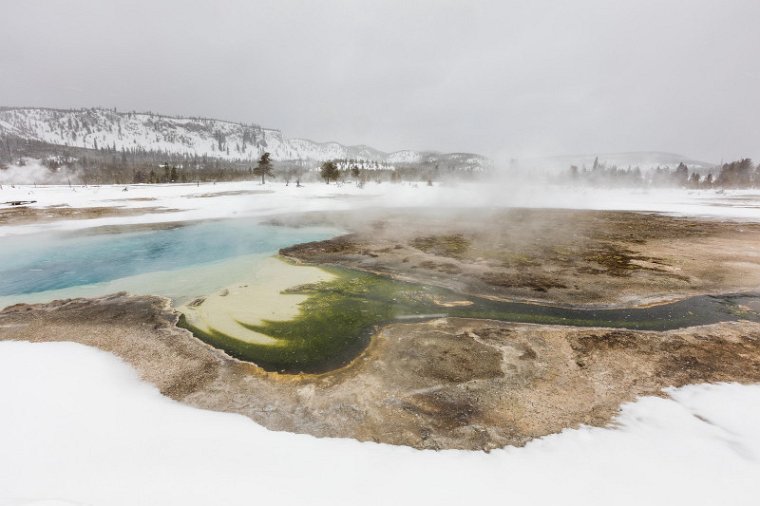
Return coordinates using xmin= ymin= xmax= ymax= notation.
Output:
xmin=320 ymin=161 xmax=339 ymax=184
xmin=253 ymin=152 xmax=274 ymax=184
xmin=674 ymin=162 xmax=689 ymax=186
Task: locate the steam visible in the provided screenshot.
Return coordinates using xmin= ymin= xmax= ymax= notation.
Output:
xmin=0 ymin=158 xmax=80 ymax=185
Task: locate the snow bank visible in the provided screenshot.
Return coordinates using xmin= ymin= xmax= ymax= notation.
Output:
xmin=1 ymin=341 xmax=759 ymax=506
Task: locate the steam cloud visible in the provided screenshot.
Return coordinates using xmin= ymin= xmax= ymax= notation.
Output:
xmin=0 ymin=159 xmax=80 ymax=185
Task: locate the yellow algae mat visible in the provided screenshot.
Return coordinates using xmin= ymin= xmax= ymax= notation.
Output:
xmin=179 ymin=257 xmax=335 ymax=346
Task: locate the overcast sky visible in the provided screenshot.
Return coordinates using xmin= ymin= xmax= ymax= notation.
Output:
xmin=1 ymin=0 xmax=759 ymax=162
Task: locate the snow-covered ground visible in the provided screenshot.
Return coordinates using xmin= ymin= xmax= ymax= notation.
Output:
xmin=1 ymin=181 xmax=760 ymax=238
xmin=2 ymin=182 xmax=760 ymax=505
xmin=1 ymin=341 xmax=759 ymax=506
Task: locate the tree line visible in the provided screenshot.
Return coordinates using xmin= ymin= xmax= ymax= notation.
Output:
xmin=562 ymin=157 xmax=760 ymax=189
xmin=1 ymin=136 xmax=488 ymax=186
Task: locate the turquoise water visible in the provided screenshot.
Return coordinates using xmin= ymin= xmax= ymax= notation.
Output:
xmin=0 ymin=220 xmax=338 ymax=303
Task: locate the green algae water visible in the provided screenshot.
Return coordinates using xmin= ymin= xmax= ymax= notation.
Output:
xmin=178 ymin=263 xmax=760 ymax=374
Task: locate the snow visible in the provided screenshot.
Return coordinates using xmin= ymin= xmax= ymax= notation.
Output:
xmin=1 ymin=183 xmax=760 ymax=504
xmin=0 ymin=108 xmax=472 ymax=164
xmin=1 ymin=181 xmax=760 ymax=238
xmin=387 ymin=149 xmax=422 ymax=164
xmin=1 ymin=340 xmax=759 ymax=506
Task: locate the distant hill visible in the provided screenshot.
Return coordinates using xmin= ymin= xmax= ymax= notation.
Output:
xmin=0 ymin=107 xmax=490 ymax=171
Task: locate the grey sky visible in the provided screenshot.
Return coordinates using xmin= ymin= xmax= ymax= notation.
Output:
xmin=1 ymin=0 xmax=759 ymax=162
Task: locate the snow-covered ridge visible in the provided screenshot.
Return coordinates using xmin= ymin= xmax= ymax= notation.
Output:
xmin=0 ymin=107 xmax=490 ymax=168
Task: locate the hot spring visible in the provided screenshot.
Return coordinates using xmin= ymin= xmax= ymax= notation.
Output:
xmin=2 ymin=217 xmax=759 ymax=374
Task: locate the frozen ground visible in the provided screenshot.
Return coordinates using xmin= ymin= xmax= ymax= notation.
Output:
xmin=0 ymin=341 xmax=759 ymax=506
xmin=1 ymin=181 xmax=760 ymax=237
